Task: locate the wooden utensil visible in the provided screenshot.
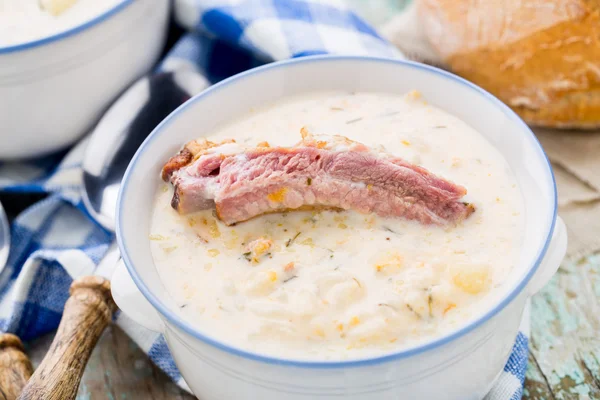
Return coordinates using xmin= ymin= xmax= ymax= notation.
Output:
xmin=17 ymin=276 xmax=116 ymax=400
xmin=0 ymin=334 xmax=33 ymax=400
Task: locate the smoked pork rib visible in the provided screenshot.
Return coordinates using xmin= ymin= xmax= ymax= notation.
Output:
xmin=162 ymin=131 xmax=474 ymax=225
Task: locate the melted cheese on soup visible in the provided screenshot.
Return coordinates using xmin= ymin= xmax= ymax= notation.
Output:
xmin=150 ymin=91 xmax=524 ymax=360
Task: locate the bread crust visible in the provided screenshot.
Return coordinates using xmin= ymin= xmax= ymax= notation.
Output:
xmin=418 ymin=0 xmax=600 ymax=128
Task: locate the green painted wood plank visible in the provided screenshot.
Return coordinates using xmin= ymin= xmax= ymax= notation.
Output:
xmin=524 ymin=352 xmax=556 ymax=400
xmin=524 ymin=255 xmax=600 ymax=399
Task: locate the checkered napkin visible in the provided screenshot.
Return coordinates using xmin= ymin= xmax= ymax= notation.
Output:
xmin=0 ymin=1 xmax=528 ymax=398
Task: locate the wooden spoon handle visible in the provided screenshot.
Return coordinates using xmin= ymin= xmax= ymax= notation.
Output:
xmin=17 ymin=276 xmax=116 ymax=400
xmin=0 ymin=334 xmax=33 ymax=400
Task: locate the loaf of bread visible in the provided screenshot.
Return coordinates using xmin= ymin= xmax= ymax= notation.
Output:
xmin=417 ymin=0 xmax=600 ymax=129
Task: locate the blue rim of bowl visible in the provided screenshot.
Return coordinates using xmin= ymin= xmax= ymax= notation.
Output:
xmin=117 ymin=55 xmax=558 ymax=369
xmin=0 ymin=0 xmax=134 ymax=55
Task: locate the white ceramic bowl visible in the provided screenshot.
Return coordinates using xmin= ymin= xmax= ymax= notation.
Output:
xmin=0 ymin=0 xmax=170 ymax=160
xmin=113 ymin=56 xmax=567 ymax=400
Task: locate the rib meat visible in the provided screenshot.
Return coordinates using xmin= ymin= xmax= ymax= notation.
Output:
xmin=162 ymin=130 xmax=475 ymax=226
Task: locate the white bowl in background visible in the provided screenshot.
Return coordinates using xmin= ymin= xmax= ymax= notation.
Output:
xmin=0 ymin=0 xmax=170 ymax=160
xmin=113 ymin=56 xmax=566 ymax=400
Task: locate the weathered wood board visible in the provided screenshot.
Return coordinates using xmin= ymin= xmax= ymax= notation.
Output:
xmin=28 ymin=326 xmax=194 ymax=400
xmin=523 ymin=255 xmax=600 ymax=400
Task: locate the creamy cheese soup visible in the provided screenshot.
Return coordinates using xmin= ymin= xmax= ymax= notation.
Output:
xmin=150 ymin=91 xmax=524 ymax=360
xmin=0 ymin=0 xmax=123 ymax=47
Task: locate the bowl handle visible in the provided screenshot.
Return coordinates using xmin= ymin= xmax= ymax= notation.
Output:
xmin=112 ymin=259 xmax=164 ymax=333
xmin=527 ymin=216 xmax=567 ymax=296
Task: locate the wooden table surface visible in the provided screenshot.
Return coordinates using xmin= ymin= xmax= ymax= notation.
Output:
xmin=523 ymin=254 xmax=600 ymax=400
xmin=24 ymin=251 xmax=600 ymax=400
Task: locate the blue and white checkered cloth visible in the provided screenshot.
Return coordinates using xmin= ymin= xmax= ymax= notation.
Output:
xmin=0 ymin=1 xmax=529 ymax=398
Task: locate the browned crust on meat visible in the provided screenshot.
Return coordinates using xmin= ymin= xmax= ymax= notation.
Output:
xmin=162 ymin=132 xmax=352 ymax=183
xmin=171 ymin=186 xmax=182 ymax=210
xmin=464 ymin=202 xmax=476 ymax=218
xmin=161 ymin=148 xmax=194 ymax=182
xmin=161 ymin=139 xmax=237 ymax=182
